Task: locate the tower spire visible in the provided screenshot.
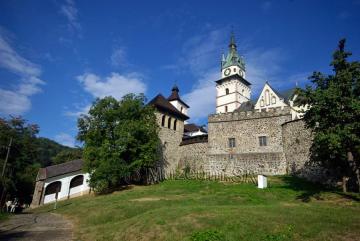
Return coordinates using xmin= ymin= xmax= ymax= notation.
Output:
xmin=229 ymin=31 xmax=237 ymax=51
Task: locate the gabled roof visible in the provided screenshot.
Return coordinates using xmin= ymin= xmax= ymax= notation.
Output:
xmin=37 ymin=159 xmax=84 ymax=180
xmin=234 ymin=101 xmax=255 ymax=112
xmin=167 ymin=85 xmax=190 ymax=108
xmin=265 ymin=82 xmax=296 ymax=105
xmin=184 ymin=123 xmax=207 ymax=133
xmin=215 ymin=74 xmax=251 ymax=86
xmin=148 ymin=94 xmax=189 ymax=120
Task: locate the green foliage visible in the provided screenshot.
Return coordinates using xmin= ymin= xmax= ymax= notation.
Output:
xmin=263 ymin=225 xmax=294 ymax=241
xmin=190 ymin=230 xmax=225 ymax=241
xmin=35 ymin=137 xmax=75 ymax=166
xmin=77 ymin=94 xmax=160 ymax=193
xmin=0 ymin=117 xmax=40 ymax=204
xmin=295 ymin=39 xmax=360 ymax=191
xmin=52 ymin=148 xmax=82 ymax=165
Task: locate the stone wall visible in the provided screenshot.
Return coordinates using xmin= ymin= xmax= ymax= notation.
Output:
xmin=178 ymin=141 xmax=208 ymax=172
xmin=205 ymin=152 xmax=287 ymax=176
xmin=208 ymin=107 xmax=292 ymax=155
xmin=282 ymin=119 xmax=326 ymax=182
xmin=155 ymin=112 xmax=184 ymax=174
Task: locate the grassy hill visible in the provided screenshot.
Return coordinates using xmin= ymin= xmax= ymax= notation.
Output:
xmin=35 ymin=176 xmax=360 ymax=241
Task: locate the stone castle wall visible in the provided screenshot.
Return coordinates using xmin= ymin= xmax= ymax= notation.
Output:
xmin=157 ymin=107 xmax=321 ymax=180
xmin=208 ymin=107 xmax=292 ymax=155
xmin=155 ymin=112 xmax=184 ymax=175
xmin=178 ymin=141 xmax=208 ymax=171
xmin=282 ymin=119 xmax=326 ymax=182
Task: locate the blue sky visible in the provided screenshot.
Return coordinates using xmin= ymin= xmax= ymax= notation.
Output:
xmin=0 ymin=0 xmax=359 ymax=147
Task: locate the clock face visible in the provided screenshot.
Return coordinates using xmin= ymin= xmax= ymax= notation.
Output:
xmin=224 ymin=68 xmax=231 ymax=76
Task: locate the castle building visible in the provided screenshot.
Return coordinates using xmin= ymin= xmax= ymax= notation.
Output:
xmin=31 ymin=33 xmax=315 ymax=207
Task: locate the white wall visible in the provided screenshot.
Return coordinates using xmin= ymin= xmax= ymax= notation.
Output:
xmin=254 ymin=83 xmax=287 ymax=111
xmin=216 ymin=78 xmax=251 ymax=114
xmin=43 ymin=171 xmax=90 ymax=204
xmin=169 ymin=100 xmax=188 ymax=115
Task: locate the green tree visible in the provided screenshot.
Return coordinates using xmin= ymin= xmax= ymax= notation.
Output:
xmin=296 ymin=39 xmax=360 ymax=192
xmin=53 ymin=148 xmax=83 ymax=165
xmin=77 ymin=94 xmax=160 ymax=193
xmin=0 ymin=117 xmax=40 ymax=204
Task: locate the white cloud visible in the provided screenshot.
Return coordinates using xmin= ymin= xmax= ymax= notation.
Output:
xmin=60 ymin=0 xmax=81 ymax=35
xmin=180 ymin=29 xmax=226 ymax=76
xmin=110 ymin=48 xmax=127 ymax=67
xmin=183 ymin=70 xmax=218 ymax=121
xmin=64 ymin=104 xmax=91 ymax=117
xmin=77 ymin=72 xmax=147 ymax=100
xmin=55 ymin=132 xmax=76 ymax=147
xmin=0 ymin=30 xmax=45 ymax=116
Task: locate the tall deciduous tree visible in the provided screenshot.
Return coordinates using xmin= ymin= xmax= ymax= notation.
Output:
xmin=77 ymin=94 xmax=160 ymax=193
xmin=0 ymin=117 xmax=40 ymax=204
xmin=296 ymin=39 xmax=360 ymax=192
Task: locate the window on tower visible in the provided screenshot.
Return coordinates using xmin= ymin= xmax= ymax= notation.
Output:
xmin=168 ymin=117 xmax=172 ymax=129
xmin=173 ymin=119 xmax=177 ymax=131
xmin=228 ymin=138 xmax=236 ymax=148
xmin=259 ymin=136 xmax=267 ymax=146
xmin=225 ymin=106 xmax=228 ymax=112
xmin=225 ymin=88 xmax=229 ymax=95
xmin=161 ymin=115 xmax=166 ymax=127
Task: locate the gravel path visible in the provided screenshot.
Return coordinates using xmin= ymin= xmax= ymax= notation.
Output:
xmin=0 ymin=212 xmax=73 ymax=241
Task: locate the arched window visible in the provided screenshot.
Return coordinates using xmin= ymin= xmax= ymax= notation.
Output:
xmin=161 ymin=115 xmax=166 ymax=127
xmin=45 ymin=181 xmax=62 ymax=195
xmin=265 ymin=90 xmax=270 ymax=106
xmin=225 ymin=88 xmax=229 ymax=95
xmin=173 ymin=119 xmax=177 ymax=131
xmin=272 ymin=96 xmax=276 ymax=104
xmin=70 ymin=175 xmax=84 ymax=188
xmin=168 ymin=117 xmax=172 ymax=129
xmin=225 ymin=106 xmax=228 ymax=113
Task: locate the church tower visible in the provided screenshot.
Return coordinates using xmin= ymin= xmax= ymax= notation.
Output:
xmin=215 ymin=33 xmax=251 ymax=114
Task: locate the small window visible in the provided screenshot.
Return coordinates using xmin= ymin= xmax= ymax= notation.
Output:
xmin=259 ymin=136 xmax=267 ymax=146
xmin=228 ymin=138 xmax=236 ymax=148
xmin=272 ymin=96 xmax=276 ymax=104
xmin=161 ymin=115 xmax=166 ymax=127
xmin=173 ymin=119 xmax=177 ymax=131
xmin=225 ymin=88 xmax=229 ymax=95
xmin=225 ymin=106 xmax=228 ymax=112
xmin=168 ymin=117 xmax=172 ymax=129
xmin=180 ymin=106 xmax=183 ymax=112
xmin=233 ymin=68 xmax=236 ymax=72
xmin=260 ymin=99 xmax=265 ymax=107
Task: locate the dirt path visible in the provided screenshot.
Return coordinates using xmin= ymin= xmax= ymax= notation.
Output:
xmin=0 ymin=212 xmax=73 ymax=241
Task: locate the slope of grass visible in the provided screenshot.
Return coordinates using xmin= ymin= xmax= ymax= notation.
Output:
xmin=35 ymin=176 xmax=360 ymax=241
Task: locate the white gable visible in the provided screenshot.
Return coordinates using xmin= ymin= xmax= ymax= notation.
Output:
xmin=254 ymin=82 xmax=288 ymax=111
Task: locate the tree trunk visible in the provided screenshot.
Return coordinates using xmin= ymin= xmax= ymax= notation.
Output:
xmin=342 ymin=176 xmax=349 ymax=193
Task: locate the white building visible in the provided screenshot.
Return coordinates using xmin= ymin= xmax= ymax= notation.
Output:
xmin=31 ymin=159 xmax=90 ymax=207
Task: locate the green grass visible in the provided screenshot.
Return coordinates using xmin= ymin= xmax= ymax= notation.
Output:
xmin=34 ymin=176 xmax=360 ymax=241
xmin=0 ymin=212 xmax=10 ymax=222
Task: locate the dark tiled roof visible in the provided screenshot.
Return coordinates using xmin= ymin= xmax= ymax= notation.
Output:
xmin=180 ymin=135 xmax=208 ymax=146
xmin=184 ymin=123 xmax=207 ymax=133
xmin=215 ymin=74 xmax=251 ymax=86
xmin=37 ymin=159 xmax=84 ymax=180
xmin=148 ymin=94 xmax=189 ymax=120
xmin=234 ymin=101 xmax=255 ymax=112
xmin=167 ymin=85 xmax=190 ymax=108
